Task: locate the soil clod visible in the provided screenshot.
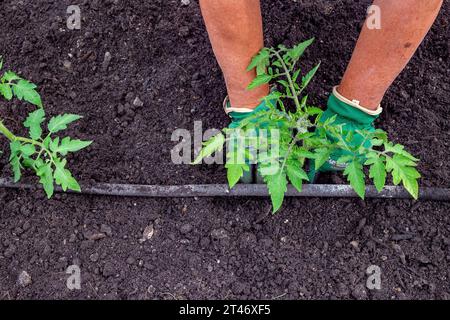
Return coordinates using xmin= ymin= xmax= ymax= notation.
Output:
xmin=17 ymin=271 xmax=32 ymax=287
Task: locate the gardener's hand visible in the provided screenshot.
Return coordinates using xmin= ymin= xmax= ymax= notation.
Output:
xmin=310 ymin=86 xmax=382 ymax=177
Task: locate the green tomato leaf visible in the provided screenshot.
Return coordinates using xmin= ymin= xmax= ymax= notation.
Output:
xmin=246 ymin=48 xmax=270 ymax=72
xmin=384 ymin=142 xmax=419 ymax=162
xmin=345 ymin=130 xmax=355 ymax=143
xmin=386 ymin=154 xmax=420 ymax=199
xmin=247 ymin=74 xmax=272 ymax=90
xmin=286 ymin=162 xmax=309 ymax=193
xmin=0 ymin=83 xmax=13 ymax=100
xmin=372 ymin=129 xmax=388 ymax=143
xmin=288 ymin=38 xmax=314 ymax=61
xmin=306 ymin=106 xmax=323 ymax=116
xmin=367 ymin=156 xmax=386 ymax=192
xmin=192 ymin=133 xmax=225 ymax=165
xmin=34 ymin=158 xmax=44 ymax=168
xmin=225 ymin=162 xmax=249 ymax=189
xmin=293 ymin=147 xmax=315 ymax=159
xmin=389 ymin=154 xmax=418 ymax=167
xmin=301 ymin=63 xmax=321 ymax=89
xmin=344 ymin=160 xmax=366 ymax=199
xmin=12 ymin=79 xmax=42 ymax=107
xmin=49 ymin=137 xmax=60 ymax=153
xmin=314 ymin=148 xmax=331 ymax=170
xmin=21 ymin=156 xmax=35 ymax=168
xmin=20 ymin=144 xmax=36 ymax=156
xmin=42 ymin=136 xmax=51 ymax=149
xmin=9 ymin=140 xmax=21 ymax=161
xmin=400 ymin=166 xmax=420 ymax=200
xmin=277 ymin=80 xmax=290 ymax=90
xmin=336 ymin=155 xmax=354 ymax=165
xmin=292 ymin=69 xmax=302 ymax=82
xmin=48 ymin=114 xmax=82 ymax=133
xmin=53 ymin=158 xmax=81 ymax=192
xmin=10 ymin=155 xmax=21 ymax=182
xmin=370 ymin=138 xmax=384 ymax=147
xmin=51 ymin=137 xmax=92 ymax=156
xmin=264 ymin=91 xmax=282 ymax=102
xmin=36 ymin=162 xmax=54 ymax=198
xmin=2 ymin=71 xmax=21 ymax=82
xmin=23 ymin=108 xmax=45 ymax=140
xmin=265 ymin=170 xmax=288 ymax=214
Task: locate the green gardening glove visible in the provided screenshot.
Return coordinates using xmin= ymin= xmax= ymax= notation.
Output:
xmin=225 ymin=98 xmax=273 ymax=183
xmin=227 ymin=100 xmax=271 ymax=129
xmin=309 ymin=87 xmax=381 ymax=178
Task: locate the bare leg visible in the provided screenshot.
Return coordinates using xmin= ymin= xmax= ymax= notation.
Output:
xmin=199 ymin=0 xmax=268 ymax=109
xmin=339 ymin=0 xmax=443 ymax=110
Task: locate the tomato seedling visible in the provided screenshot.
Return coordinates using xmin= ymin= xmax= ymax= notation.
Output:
xmin=0 ymin=59 xmax=92 ymax=198
xmin=194 ymin=39 xmax=420 ymax=213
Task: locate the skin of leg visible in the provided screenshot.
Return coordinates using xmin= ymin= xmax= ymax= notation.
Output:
xmin=199 ymin=0 xmax=269 ymax=109
xmin=338 ymin=0 xmax=443 ymax=110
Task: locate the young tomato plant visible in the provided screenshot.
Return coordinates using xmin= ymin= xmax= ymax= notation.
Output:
xmin=0 ymin=59 xmax=92 ymax=198
xmin=194 ymin=39 xmax=420 ymax=213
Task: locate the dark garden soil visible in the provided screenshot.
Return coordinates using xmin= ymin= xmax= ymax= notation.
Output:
xmin=0 ymin=0 xmax=449 ymax=300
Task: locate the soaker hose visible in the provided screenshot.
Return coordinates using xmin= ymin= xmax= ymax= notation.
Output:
xmin=0 ymin=178 xmax=449 ymax=200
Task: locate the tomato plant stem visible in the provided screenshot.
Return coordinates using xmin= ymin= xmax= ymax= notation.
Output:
xmin=272 ymin=49 xmax=303 ymax=112
xmin=0 ymin=119 xmax=16 ymax=141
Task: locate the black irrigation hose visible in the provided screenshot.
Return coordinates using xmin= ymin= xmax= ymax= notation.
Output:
xmin=0 ymin=178 xmax=449 ymax=201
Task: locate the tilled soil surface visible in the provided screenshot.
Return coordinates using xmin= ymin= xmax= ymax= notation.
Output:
xmin=0 ymin=191 xmax=449 ymax=300
xmin=0 ymin=0 xmax=449 ymax=299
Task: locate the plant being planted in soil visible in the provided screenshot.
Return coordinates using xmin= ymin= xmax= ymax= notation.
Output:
xmin=194 ymin=39 xmax=421 ymax=213
xmin=0 ymin=59 xmax=92 ymax=198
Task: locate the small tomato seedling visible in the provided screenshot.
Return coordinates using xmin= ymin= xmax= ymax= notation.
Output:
xmin=0 ymin=58 xmax=92 ymax=198
xmin=194 ymin=39 xmax=421 ymax=213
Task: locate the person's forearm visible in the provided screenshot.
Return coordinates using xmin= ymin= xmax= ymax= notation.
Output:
xmin=199 ymin=0 xmax=268 ymax=108
xmin=339 ymin=0 xmax=443 ymax=110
